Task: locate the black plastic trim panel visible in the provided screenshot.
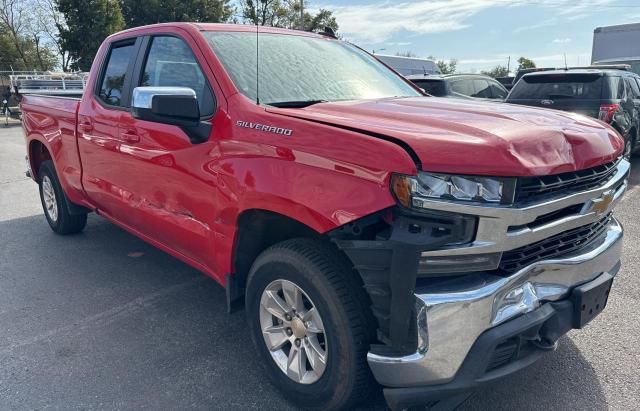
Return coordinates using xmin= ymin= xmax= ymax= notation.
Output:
xmin=333 ymin=211 xmax=475 ymax=355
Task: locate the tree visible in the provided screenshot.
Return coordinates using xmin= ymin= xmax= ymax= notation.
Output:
xmin=119 ymin=0 xmax=232 ymax=28
xmin=395 ymin=51 xmax=417 ymax=58
xmin=517 ymin=56 xmax=536 ymax=71
xmin=436 ymin=58 xmax=457 ymax=74
xmin=0 ymin=0 xmax=58 ymax=72
xmin=306 ymin=7 xmax=337 ymax=32
xmin=481 ymin=65 xmax=509 ymax=78
xmin=0 ymin=0 xmax=56 ymax=71
xmin=0 ymin=0 xmax=30 ymax=68
xmin=426 ymin=55 xmax=457 ymax=75
xmin=0 ymin=29 xmax=57 ymax=71
xmin=56 ymin=0 xmax=125 ymax=71
xmin=35 ymin=0 xmax=72 ymax=71
xmin=241 ymin=0 xmax=338 ymax=33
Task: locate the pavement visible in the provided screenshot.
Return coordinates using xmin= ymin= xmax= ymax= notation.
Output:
xmin=1 ymin=122 xmax=639 ymax=410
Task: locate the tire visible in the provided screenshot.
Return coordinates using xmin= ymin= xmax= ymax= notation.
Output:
xmin=38 ymin=160 xmax=87 ymax=234
xmin=245 ymin=238 xmax=376 ymax=411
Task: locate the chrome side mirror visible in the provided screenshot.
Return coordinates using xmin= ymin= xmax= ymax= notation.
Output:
xmin=131 ymin=86 xmax=199 ymax=125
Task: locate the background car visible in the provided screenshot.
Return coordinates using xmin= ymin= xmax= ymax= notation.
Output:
xmin=375 ymin=54 xmax=441 ymax=76
xmin=407 ymin=74 xmax=508 ymax=101
xmin=506 ymin=68 xmax=640 ymax=159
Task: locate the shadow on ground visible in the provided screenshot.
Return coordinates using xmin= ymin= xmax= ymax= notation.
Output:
xmin=0 ymin=214 xmax=606 ymax=410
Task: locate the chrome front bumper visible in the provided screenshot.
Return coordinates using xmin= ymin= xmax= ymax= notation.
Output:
xmin=368 ymin=218 xmax=623 ymax=387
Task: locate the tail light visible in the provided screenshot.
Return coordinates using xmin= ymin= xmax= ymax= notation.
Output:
xmin=598 ymin=103 xmax=619 ymax=123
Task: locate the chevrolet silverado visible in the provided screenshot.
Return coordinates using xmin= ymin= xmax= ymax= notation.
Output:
xmin=21 ymin=23 xmax=627 ymax=410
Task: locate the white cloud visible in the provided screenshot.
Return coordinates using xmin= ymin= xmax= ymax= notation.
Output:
xmin=323 ymin=0 xmax=619 ymax=43
xmin=552 ymin=38 xmax=572 ymax=44
xmin=324 ymin=0 xmax=506 ymax=43
xmin=513 ymin=20 xmax=557 ymax=34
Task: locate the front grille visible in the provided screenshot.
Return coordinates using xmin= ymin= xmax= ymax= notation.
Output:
xmin=515 ymin=160 xmax=619 ymax=204
xmin=499 ymin=213 xmax=612 ymax=273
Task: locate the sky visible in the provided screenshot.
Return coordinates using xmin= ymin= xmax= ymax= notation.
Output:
xmin=312 ymin=0 xmax=640 ymax=73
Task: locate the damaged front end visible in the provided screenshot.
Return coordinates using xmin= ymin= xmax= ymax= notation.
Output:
xmin=330 ymin=208 xmax=477 ymax=356
xmin=330 ymin=160 xmax=627 ymax=409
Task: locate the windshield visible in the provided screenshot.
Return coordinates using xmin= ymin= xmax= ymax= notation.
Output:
xmin=204 ymin=32 xmax=420 ymax=105
xmin=509 ymin=74 xmax=604 ymax=100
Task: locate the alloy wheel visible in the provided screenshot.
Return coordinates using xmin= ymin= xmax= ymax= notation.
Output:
xmin=42 ymin=176 xmax=58 ymax=222
xmin=259 ymin=279 xmax=328 ymax=384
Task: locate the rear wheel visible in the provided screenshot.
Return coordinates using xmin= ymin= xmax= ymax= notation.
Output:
xmin=245 ymin=238 xmax=375 ymax=410
xmin=38 ymin=160 xmax=87 ymax=234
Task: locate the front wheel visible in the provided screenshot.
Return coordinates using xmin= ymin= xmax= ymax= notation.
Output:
xmin=245 ymin=239 xmax=376 ymax=410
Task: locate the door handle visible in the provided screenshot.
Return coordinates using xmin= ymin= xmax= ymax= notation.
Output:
xmin=121 ymin=130 xmax=140 ymax=143
xmin=78 ymin=121 xmax=93 ymax=132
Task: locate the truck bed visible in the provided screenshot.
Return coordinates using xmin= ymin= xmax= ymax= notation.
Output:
xmin=21 ymin=94 xmax=85 ymax=206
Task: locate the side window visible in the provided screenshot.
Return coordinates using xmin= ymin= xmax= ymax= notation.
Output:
xmin=626 ymin=77 xmax=640 ymax=98
xmin=98 ymin=42 xmax=136 ymax=107
xmin=141 ymin=36 xmax=215 ymax=117
xmin=489 ymin=82 xmax=507 ymax=99
xmin=617 ymin=77 xmax=626 ymax=100
xmin=449 ymin=79 xmax=474 ymax=96
xmin=472 ymin=79 xmax=492 ymax=98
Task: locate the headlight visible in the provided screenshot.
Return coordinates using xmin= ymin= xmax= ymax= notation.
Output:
xmin=392 ymin=172 xmax=516 ymax=208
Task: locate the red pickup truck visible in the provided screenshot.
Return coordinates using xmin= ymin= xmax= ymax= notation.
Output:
xmin=21 ymin=23 xmax=628 ymax=410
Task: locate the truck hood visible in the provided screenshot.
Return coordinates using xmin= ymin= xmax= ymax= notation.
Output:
xmin=268 ymin=97 xmax=623 ymax=176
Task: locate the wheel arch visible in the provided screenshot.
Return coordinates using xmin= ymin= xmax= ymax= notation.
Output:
xmin=28 ymin=138 xmax=52 ymax=182
xmin=227 ymin=209 xmax=323 ymax=310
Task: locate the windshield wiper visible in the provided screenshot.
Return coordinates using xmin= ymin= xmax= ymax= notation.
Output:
xmin=264 ymin=100 xmax=328 ymax=108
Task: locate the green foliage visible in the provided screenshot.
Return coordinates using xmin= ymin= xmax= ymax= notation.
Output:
xmin=517 ymin=56 xmax=536 ymax=70
xmin=481 ymin=65 xmax=509 ymax=78
xmin=56 ymin=0 xmax=125 ymax=71
xmin=241 ymin=0 xmax=338 ymax=33
xmin=0 ymin=26 xmax=58 ymax=71
xmin=120 ymin=0 xmax=233 ymax=28
xmin=307 ymin=8 xmax=337 ymax=32
xmin=436 ymin=58 xmax=457 ymax=74
xmin=426 ymin=55 xmax=457 ymax=75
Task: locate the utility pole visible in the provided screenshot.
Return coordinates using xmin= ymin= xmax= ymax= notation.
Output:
xmin=507 ymin=56 xmax=511 ymax=74
xmin=300 ymin=0 xmax=304 ymax=30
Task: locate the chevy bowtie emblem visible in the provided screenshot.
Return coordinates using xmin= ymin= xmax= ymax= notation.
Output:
xmin=588 ymin=190 xmax=615 ymax=216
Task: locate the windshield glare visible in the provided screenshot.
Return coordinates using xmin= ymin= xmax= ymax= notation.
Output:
xmin=204 ymin=32 xmax=420 ymax=104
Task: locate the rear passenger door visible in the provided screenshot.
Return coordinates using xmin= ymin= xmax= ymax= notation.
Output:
xmin=78 ymin=37 xmax=141 ymax=216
